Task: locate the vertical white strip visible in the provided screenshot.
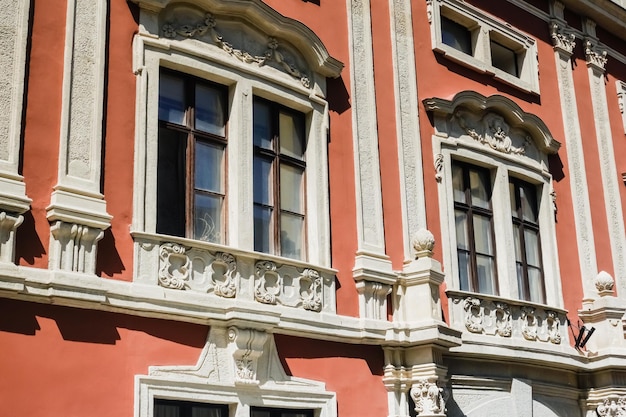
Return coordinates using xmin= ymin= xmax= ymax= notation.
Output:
xmin=550 ymin=21 xmax=597 ymax=298
xmin=389 ymin=0 xmax=427 ymax=262
xmin=48 ymin=0 xmax=111 ymax=229
xmin=585 ymin=39 xmax=626 ymax=300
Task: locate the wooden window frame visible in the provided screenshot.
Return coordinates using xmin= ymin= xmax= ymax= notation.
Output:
xmin=510 ymin=178 xmax=545 ymax=303
xmin=253 ymin=97 xmax=307 ymax=260
xmin=452 ymin=161 xmax=499 ymax=295
xmin=157 ymin=69 xmax=228 ymax=243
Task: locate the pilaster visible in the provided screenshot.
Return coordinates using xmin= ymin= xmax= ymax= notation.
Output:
xmin=0 ymin=0 xmax=32 ymax=263
xmin=347 ymin=0 xmax=396 ymax=317
xmin=47 ymin=0 xmax=112 ymax=273
xmin=549 ymin=5 xmax=598 ymax=298
xmin=582 ymin=21 xmax=626 ymax=302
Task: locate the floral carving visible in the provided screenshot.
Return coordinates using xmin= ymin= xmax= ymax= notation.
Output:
xmin=595 ymin=271 xmax=615 ymax=296
xmin=521 ymin=306 xmax=538 ymax=341
xmin=234 ymin=359 xmax=256 ymax=382
xmin=455 ymin=111 xmax=526 ymax=155
xmin=212 ymin=252 xmax=237 ymax=298
xmin=597 ymin=397 xmax=626 ymax=417
xmin=162 ymin=13 xmax=310 ymax=87
xmin=584 ymin=39 xmax=608 ymax=71
xmin=494 ymin=302 xmax=512 ymax=337
xmin=550 ymin=21 xmax=576 ymax=55
xmin=410 ymin=379 xmax=446 ymax=416
xmin=546 ymin=310 xmax=561 ymax=344
xmin=300 ymin=269 xmax=322 ymax=312
xmin=434 ymin=153 xmax=444 ymax=183
xmin=254 ymin=260 xmax=280 ymax=304
xmin=412 ymin=228 xmax=436 ymax=257
xmin=158 ymin=243 xmax=191 ymax=290
xmin=463 ymin=298 xmax=484 ymax=333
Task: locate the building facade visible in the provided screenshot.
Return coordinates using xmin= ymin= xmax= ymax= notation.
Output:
xmin=1 ymin=0 xmax=626 ymax=415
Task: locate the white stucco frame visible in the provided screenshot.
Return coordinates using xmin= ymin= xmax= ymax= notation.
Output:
xmin=425 ymin=92 xmax=563 ymax=308
xmin=131 ymin=0 xmax=342 ymax=269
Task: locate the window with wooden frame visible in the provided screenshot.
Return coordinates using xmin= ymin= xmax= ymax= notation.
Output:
xmin=510 ymin=178 xmax=545 ymax=304
xmin=253 ymin=97 xmax=306 ymax=261
xmin=452 ymin=162 xmax=497 ymax=295
xmin=156 ymin=70 xmax=228 ymax=244
xmin=154 ymin=399 xmax=228 ymax=417
xmin=251 ymin=407 xmax=314 ymax=417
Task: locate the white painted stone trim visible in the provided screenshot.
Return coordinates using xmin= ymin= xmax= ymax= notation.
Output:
xmin=388 ymin=0 xmax=427 ymax=262
xmin=136 ymin=327 xmax=337 ymax=417
xmin=617 ymin=80 xmax=626 ymax=135
xmin=132 ymin=2 xmax=337 ymax=267
xmin=427 ymin=0 xmax=540 ymax=94
xmin=584 ymin=39 xmax=626 ymax=301
xmin=550 ymin=21 xmax=598 ymax=299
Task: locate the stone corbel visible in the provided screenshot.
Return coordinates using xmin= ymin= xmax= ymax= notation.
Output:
xmin=410 ymin=378 xmax=447 ymax=417
xmin=353 ymin=252 xmax=396 ymax=320
xmin=227 ymin=327 xmax=268 ymax=386
xmin=0 ymin=211 xmax=24 ymax=264
xmin=49 ymin=221 xmax=105 ymax=274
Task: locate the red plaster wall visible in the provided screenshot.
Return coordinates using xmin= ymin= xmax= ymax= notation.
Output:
xmin=275 ymin=334 xmax=387 ymax=417
xmin=0 ymin=299 xmax=206 ymax=416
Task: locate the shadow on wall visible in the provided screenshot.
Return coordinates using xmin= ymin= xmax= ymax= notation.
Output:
xmin=15 ymin=211 xmax=46 ymax=265
xmin=0 ymin=298 xmax=208 ymax=348
xmin=96 ymin=228 xmax=126 ymax=277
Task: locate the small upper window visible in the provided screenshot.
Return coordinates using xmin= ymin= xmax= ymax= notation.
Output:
xmin=157 ymin=70 xmax=228 ymax=244
xmin=428 ymin=0 xmax=539 ymax=94
xmin=154 ymin=399 xmax=228 ymax=417
xmin=253 ymin=98 xmax=307 ymax=260
xmin=441 ymin=16 xmax=472 ymax=55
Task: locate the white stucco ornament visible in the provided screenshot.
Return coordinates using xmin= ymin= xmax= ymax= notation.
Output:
xmin=597 ymin=397 xmax=626 ymax=417
xmin=594 ymin=271 xmax=615 ymax=297
xmin=412 ymin=228 xmax=435 ymax=258
xmin=410 ymin=379 xmax=446 ymax=416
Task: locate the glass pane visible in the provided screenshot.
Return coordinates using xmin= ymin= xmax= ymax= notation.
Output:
xmin=155 ymin=403 xmax=180 ymax=417
xmin=510 ymin=182 xmax=518 ymax=218
xmin=280 ymin=164 xmax=304 ymax=214
xmin=455 ymin=210 xmax=469 ymax=250
xmin=157 ymin=128 xmax=187 ymax=237
xmin=520 ymin=184 xmax=538 ymax=223
xmin=281 ymin=213 xmax=304 ymax=260
xmin=491 ymin=40 xmax=519 ymax=77
xmin=457 ymin=250 xmax=471 ymax=291
xmin=516 ymin=262 xmax=525 ymax=300
xmin=159 ymin=73 xmax=185 ymax=124
xmin=254 ymin=205 xmax=273 ymax=254
xmin=513 ymin=223 xmax=522 ymax=261
xmin=441 ymin=16 xmax=472 ymax=55
xmin=254 ymin=101 xmax=272 ymax=149
xmin=251 ymin=411 xmax=271 ymax=417
xmin=524 ymin=229 xmax=541 ymax=267
xmin=283 ymin=414 xmax=309 ymax=417
xmin=279 ymin=112 xmax=305 ymax=159
xmin=469 ymin=169 xmax=490 ymax=209
xmin=476 ymin=255 xmax=496 ymax=295
xmin=194 ymin=193 xmax=223 ymax=243
xmin=195 ymin=83 xmax=225 ymax=136
xmin=192 ymin=407 xmax=223 ymax=417
xmin=195 ymin=141 xmax=224 ymax=193
xmin=528 ymin=267 xmax=545 ymax=304
xmin=452 ymin=164 xmax=466 ymax=203
xmin=473 ymin=214 xmax=494 ymax=255
xmin=253 ymin=156 xmax=273 ymax=205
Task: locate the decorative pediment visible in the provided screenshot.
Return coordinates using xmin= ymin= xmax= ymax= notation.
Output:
xmin=423 ymin=91 xmax=561 ymax=157
xmin=132 ymin=0 xmax=342 ymax=79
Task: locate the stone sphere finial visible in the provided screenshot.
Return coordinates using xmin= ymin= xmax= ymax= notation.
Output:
xmin=412 ymin=229 xmax=435 ymax=259
xmin=594 ymin=270 xmax=615 ymax=297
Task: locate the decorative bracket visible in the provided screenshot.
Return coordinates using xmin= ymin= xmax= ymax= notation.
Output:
xmin=49 ymin=221 xmax=104 ymax=274
xmin=227 ymin=327 xmax=268 ymax=385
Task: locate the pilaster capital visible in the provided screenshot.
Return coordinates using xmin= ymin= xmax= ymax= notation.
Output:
xmin=584 ymin=38 xmax=608 ymax=72
xmin=550 ymin=20 xmax=576 ymax=56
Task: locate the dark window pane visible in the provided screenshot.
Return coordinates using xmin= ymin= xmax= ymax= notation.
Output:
xmin=254 ymin=205 xmax=273 ymax=253
xmin=254 ymin=100 xmax=273 ymax=149
xmin=458 ymin=250 xmax=471 ymax=291
xmin=157 ymin=128 xmax=187 ymax=237
xmin=469 ymin=168 xmax=490 ymax=209
xmin=452 ymin=164 xmax=466 ymax=204
xmin=476 ymin=255 xmax=496 ymax=295
xmin=520 ymin=184 xmax=538 ymax=223
xmin=528 ymin=267 xmax=545 ymax=303
xmin=280 ymin=164 xmax=304 ymax=214
xmin=441 ymin=16 xmax=472 ymax=55
xmin=195 ymin=83 xmax=226 ymax=136
xmin=473 ymin=214 xmax=494 ymax=256
xmin=159 ymin=73 xmax=185 ymax=124
xmin=254 ymin=156 xmax=273 ymax=205
xmin=490 ymin=40 xmax=519 ymax=77
xmin=455 ymin=210 xmax=469 ymax=250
